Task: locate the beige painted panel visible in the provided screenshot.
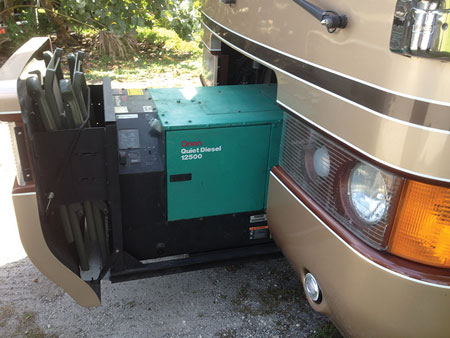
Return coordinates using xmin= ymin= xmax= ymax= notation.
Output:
xmin=276 ymin=72 xmax=450 ymax=181
xmin=203 ymin=0 xmax=450 ymax=104
xmin=13 ymin=193 xmax=100 ymax=307
xmin=267 ymin=174 xmax=450 ymax=338
xmin=0 ymin=37 xmax=49 ymax=113
xmin=202 ymin=22 xmax=222 ymax=51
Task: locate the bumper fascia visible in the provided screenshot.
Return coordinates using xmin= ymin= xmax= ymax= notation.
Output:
xmin=267 ymin=172 xmax=450 ymax=338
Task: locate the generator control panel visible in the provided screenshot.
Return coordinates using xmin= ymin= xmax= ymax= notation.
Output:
xmin=112 ymin=88 xmax=164 ymax=175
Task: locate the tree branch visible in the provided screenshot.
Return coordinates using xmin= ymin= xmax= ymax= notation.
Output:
xmin=0 ymin=5 xmax=99 ymax=31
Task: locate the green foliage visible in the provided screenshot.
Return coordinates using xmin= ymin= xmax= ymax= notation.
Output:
xmin=57 ymin=0 xmax=201 ymax=40
xmin=136 ymin=26 xmax=201 ymax=53
xmin=159 ymin=0 xmax=202 ymax=40
xmin=0 ymin=1 xmax=201 ymax=60
xmin=1 ymin=0 xmax=200 ymax=43
xmin=3 ymin=9 xmax=41 ymax=48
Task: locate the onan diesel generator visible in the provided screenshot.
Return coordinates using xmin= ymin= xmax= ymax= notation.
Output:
xmin=114 ymin=85 xmax=282 ymax=263
xmin=0 ymin=38 xmax=283 ymax=304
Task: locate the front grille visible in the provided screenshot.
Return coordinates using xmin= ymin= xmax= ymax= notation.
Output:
xmin=279 ymin=112 xmax=403 ymax=250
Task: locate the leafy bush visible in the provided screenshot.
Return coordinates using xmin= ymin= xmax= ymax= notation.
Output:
xmin=56 ymin=0 xmax=201 ymax=40
xmin=2 ymin=9 xmax=45 ymax=48
xmin=0 ymin=0 xmax=201 ymax=59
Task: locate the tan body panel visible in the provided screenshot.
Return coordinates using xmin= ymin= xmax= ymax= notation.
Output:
xmin=267 ymin=173 xmax=450 ymax=338
xmin=13 ymin=193 xmax=100 ymax=307
xmin=0 ymin=37 xmax=49 ymax=116
xmin=201 ymin=3 xmax=450 ymax=335
xmin=277 ymin=73 xmax=450 ymax=181
xmin=203 ymin=0 xmax=450 ymax=103
xmin=202 ymin=0 xmax=450 ymax=182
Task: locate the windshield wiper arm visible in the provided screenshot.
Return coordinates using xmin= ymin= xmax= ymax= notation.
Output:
xmin=292 ymin=0 xmax=347 ymax=33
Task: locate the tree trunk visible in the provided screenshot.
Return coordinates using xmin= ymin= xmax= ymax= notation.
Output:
xmin=40 ymin=0 xmax=78 ymax=46
xmin=1 ymin=0 xmax=14 ymax=24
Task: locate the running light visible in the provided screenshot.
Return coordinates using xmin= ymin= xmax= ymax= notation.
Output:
xmin=304 ymin=273 xmax=321 ymax=303
xmin=388 ymin=181 xmax=450 ymax=269
xmin=313 ymin=146 xmax=330 ymax=178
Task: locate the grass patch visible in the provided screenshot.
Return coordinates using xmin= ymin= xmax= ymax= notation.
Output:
xmin=232 ymin=284 xmax=304 ymax=317
xmin=84 ymin=27 xmax=202 ymax=84
xmin=311 ymin=322 xmax=343 ymax=338
xmin=231 ymin=283 xmax=250 ymax=308
xmin=0 ymin=304 xmax=15 ymax=327
xmin=9 ymin=310 xmax=59 ymax=338
xmin=254 ymin=286 xmax=304 ymax=315
xmin=230 ymin=272 xmax=304 ymax=317
xmin=16 ymin=311 xmax=43 ymax=337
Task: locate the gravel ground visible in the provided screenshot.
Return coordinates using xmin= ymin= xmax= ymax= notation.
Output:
xmin=0 ymin=256 xmax=340 ymax=338
xmin=0 ymin=75 xmax=341 ymax=337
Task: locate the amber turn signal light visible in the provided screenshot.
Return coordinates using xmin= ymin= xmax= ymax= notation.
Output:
xmin=388 ymin=181 xmax=450 ymax=269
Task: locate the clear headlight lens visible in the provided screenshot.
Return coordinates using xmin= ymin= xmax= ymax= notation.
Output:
xmin=349 ymin=164 xmax=388 ymax=224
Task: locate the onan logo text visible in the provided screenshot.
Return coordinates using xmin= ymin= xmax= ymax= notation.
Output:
xmin=181 ymin=141 xmax=202 ymax=147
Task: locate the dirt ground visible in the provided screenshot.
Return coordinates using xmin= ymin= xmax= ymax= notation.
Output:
xmin=0 ymin=68 xmax=341 ymax=337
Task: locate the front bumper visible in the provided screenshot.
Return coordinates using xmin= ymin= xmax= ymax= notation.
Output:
xmin=267 ymin=172 xmax=450 ymax=338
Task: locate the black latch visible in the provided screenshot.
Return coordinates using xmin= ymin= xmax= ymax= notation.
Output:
xmin=14 ymin=126 xmax=33 ymax=182
xmin=170 ymin=173 xmax=192 ymax=182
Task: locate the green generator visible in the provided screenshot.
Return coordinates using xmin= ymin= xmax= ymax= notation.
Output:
xmin=152 ymin=85 xmax=282 ymax=221
xmin=115 ymin=84 xmax=283 ymax=263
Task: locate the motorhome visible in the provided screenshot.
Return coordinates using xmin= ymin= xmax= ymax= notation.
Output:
xmin=0 ymin=1 xmax=449 ymax=337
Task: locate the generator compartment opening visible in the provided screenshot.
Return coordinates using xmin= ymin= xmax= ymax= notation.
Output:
xmin=3 ymin=37 xmax=285 ymax=292
xmin=114 ymin=84 xmax=283 ymax=269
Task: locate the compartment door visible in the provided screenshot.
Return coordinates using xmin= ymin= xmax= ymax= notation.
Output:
xmin=166 ymin=125 xmax=271 ymax=221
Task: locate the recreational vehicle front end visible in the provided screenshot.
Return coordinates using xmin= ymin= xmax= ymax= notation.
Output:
xmin=201 ymin=0 xmax=450 ymax=337
xmin=0 ymin=1 xmax=449 ymax=337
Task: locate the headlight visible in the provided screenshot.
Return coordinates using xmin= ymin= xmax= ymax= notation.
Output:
xmin=280 ymin=112 xmax=450 ymax=268
xmin=280 ymin=113 xmax=403 ymax=250
xmin=348 ymin=163 xmax=388 ymax=224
